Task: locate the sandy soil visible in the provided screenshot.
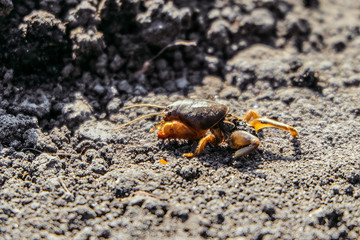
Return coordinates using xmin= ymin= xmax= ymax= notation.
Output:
xmin=1 ymin=0 xmax=360 ymax=239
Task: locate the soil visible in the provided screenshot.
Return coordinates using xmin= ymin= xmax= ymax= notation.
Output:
xmin=1 ymin=0 xmax=360 ymax=239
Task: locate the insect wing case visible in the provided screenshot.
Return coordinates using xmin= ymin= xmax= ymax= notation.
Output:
xmin=165 ymin=100 xmax=229 ymax=130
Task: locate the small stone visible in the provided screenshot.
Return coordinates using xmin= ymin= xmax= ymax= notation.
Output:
xmin=110 ymin=54 xmax=125 ymax=72
xmin=63 ymin=192 xmax=75 ymax=202
xmin=170 ymin=204 xmax=190 ymax=222
xmin=62 ymin=92 xmax=93 ymax=124
xmin=0 ymin=214 xmax=8 ymax=221
xmin=279 ymin=89 xmax=297 ymax=105
xmin=208 ymin=9 xmax=220 ymax=20
xmin=205 ymin=55 xmax=220 ymax=73
xmin=0 ymin=0 xmax=13 ymax=16
xmin=66 ymin=1 xmax=99 ymax=27
xmin=93 ymin=84 xmax=106 ymax=95
xmin=39 ymin=0 xmax=61 ymax=15
xmin=62 ymin=64 xmax=74 ymax=78
xmin=3 ymin=69 xmax=13 ymax=81
xmin=291 ymin=66 xmax=319 ymax=89
xmin=248 ymin=8 xmax=275 ymax=34
xmin=118 ymin=80 xmax=133 ymax=94
xmin=106 ymin=97 xmax=122 ymax=113
xmin=164 ymin=80 xmax=178 ymax=92
xmin=134 ymin=85 xmax=147 ymax=95
xmin=303 ymin=0 xmax=319 ymax=8
xmin=90 ymin=158 xmax=108 ymax=175
xmin=0 ymin=113 xmax=38 ymax=149
xmin=73 ymin=226 xmax=93 ymax=240
xmin=74 ymin=205 xmax=97 ymax=220
xmin=31 ymin=154 xmax=63 ymax=175
xmin=126 ymin=195 xmax=146 ymax=207
xmin=343 ymin=75 xmax=360 ymax=87
xmin=176 ymin=77 xmax=189 ymax=89
xmin=219 ymin=86 xmax=240 ymax=99
xmin=70 ymin=27 xmax=105 ymax=60
xmin=142 ymin=20 xmax=179 ymax=48
xmin=328 ymin=36 xmax=346 ymax=52
xmin=143 ymin=197 xmax=167 ymax=214
xmin=319 ymin=61 xmax=332 ymax=71
xmin=75 ymin=195 xmax=87 ymax=205
xmin=77 ymin=119 xmax=124 ymax=142
xmin=179 ymin=165 xmax=199 ymax=180
xmin=207 ymin=19 xmax=230 ymax=48
xmin=344 ymin=185 xmax=354 ymax=196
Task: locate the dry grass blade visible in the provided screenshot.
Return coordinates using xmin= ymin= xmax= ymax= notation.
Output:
xmin=114 ymin=112 xmax=164 ymax=130
xmin=135 ymin=40 xmax=197 ymax=77
xmin=121 ymin=103 xmax=166 ymax=110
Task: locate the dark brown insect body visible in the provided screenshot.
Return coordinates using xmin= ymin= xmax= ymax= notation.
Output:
xmin=118 ymin=99 xmax=298 ymax=159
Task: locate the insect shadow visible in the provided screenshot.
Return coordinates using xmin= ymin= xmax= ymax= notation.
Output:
xmin=160 ymin=134 xmax=302 ymax=172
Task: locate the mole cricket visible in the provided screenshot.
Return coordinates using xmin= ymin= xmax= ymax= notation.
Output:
xmin=116 ymin=99 xmax=298 ymax=159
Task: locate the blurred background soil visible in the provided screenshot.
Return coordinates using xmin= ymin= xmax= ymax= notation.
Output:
xmin=0 ymin=0 xmax=360 ymax=239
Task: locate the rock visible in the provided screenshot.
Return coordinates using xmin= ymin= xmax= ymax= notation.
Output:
xmin=0 ymin=112 xmax=38 ymax=149
xmin=109 ymin=54 xmax=125 ymax=72
xmin=226 ymin=45 xmax=291 ymax=89
xmin=62 ymin=92 xmax=93 ymax=125
xmin=138 ymin=1 xmax=190 ymax=47
xmin=219 ymin=86 xmax=240 ymax=99
xmin=309 ymin=206 xmax=343 ymax=228
xmin=142 ymin=20 xmax=179 ymax=48
xmin=176 ymin=77 xmax=189 ymax=89
xmin=328 ymin=36 xmax=347 ymax=52
xmin=31 ymin=154 xmax=63 ymax=175
xmin=170 ymin=204 xmax=190 ymax=222
xmin=77 ymin=119 xmax=125 ymax=142
xmin=89 ymin=158 xmax=108 ymax=175
xmin=73 ymin=205 xmax=97 ymax=220
xmin=143 ymin=197 xmax=168 ymax=216
xmin=66 ymin=1 xmax=99 ymax=28
xmin=23 ymin=128 xmax=40 ymax=147
xmin=343 ymin=75 xmax=360 ymax=87
xmin=179 ymin=165 xmax=199 ymax=180
xmin=73 ymin=226 xmax=94 ymax=240
xmin=10 ymin=10 xmax=69 ymax=78
xmin=39 ymin=0 xmax=61 ymax=15
xmin=303 ymin=0 xmax=319 ymax=8
xmin=247 ymin=8 xmax=275 ymax=35
xmin=291 ymin=64 xmax=320 ymax=89
xmin=20 ymin=10 xmax=66 ymax=38
xmin=207 ymin=19 xmax=230 ymax=48
xmin=12 ymin=90 xmax=51 ymax=118
xmin=204 ymin=55 xmax=220 ymax=74
xmin=117 ymin=80 xmax=133 ymax=94
xmin=102 ymin=168 xmax=161 ymax=198
xmin=106 ymin=97 xmax=122 ymax=114
xmin=70 ymin=27 xmax=105 ymax=61
xmin=0 ymin=0 xmax=13 ymax=16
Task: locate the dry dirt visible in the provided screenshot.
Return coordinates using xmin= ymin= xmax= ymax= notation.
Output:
xmin=1 ymin=0 xmax=360 ymax=239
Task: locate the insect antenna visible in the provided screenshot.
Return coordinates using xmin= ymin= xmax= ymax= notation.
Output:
xmin=114 ymin=112 xmax=164 ymax=130
xmin=121 ymin=103 xmax=166 ymax=110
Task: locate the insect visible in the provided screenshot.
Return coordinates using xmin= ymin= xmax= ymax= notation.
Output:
xmin=117 ymin=99 xmax=298 ymax=159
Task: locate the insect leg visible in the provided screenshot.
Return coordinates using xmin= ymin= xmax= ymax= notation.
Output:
xmin=228 ymin=130 xmax=260 ymax=159
xmin=242 ymin=110 xmax=261 ymax=122
xmin=243 ymin=110 xmax=298 ymax=138
xmin=182 ymin=134 xmax=217 ymax=158
xmin=249 ymin=118 xmax=298 ymax=138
